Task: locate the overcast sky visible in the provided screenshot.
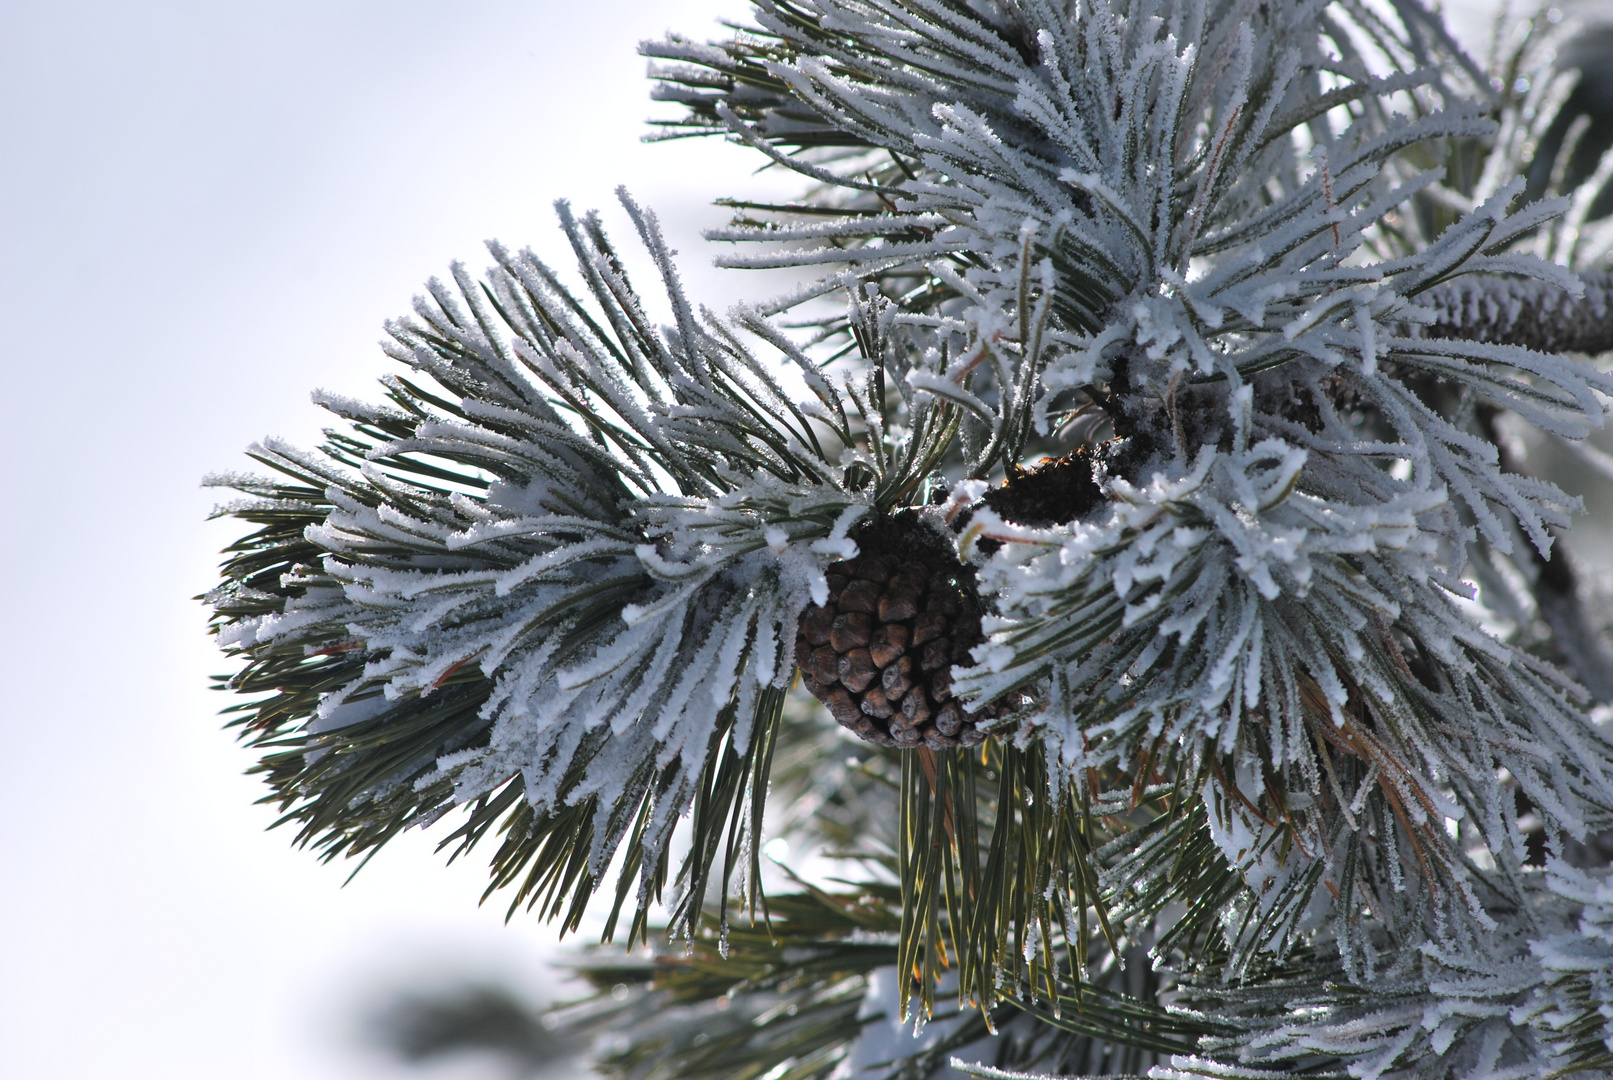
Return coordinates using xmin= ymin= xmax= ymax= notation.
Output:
xmin=0 ymin=3 xmax=799 ymax=1077
xmin=0 ymin=1 xmax=1578 ymax=1078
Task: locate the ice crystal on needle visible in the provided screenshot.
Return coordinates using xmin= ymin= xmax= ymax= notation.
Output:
xmin=205 ymin=195 xmax=937 ymax=931
xmin=204 ymin=0 xmax=1613 ymax=1075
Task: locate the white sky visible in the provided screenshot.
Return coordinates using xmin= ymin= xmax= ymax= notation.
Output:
xmin=0 ymin=1 xmax=1592 ymax=1078
xmin=0 ymin=2 xmax=796 ymax=1077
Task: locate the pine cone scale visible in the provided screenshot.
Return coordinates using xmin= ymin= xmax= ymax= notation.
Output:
xmin=838 ymin=648 xmax=879 ymax=692
xmin=796 ymin=513 xmax=996 ymax=750
xmin=869 ymin=625 xmax=906 ymax=666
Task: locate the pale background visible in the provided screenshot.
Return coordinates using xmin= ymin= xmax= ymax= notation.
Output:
xmin=0 ymin=1 xmax=1585 ymax=1077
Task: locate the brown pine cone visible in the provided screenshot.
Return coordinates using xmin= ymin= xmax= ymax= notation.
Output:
xmin=795 ymin=511 xmax=1008 ymax=750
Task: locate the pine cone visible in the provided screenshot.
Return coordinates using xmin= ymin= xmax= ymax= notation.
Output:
xmin=959 ymin=450 xmax=1104 ymax=556
xmin=979 ymin=450 xmax=1102 ymax=527
xmin=796 ymin=512 xmax=1002 ymax=750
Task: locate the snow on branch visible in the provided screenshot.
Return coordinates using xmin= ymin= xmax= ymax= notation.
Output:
xmin=1417 ymin=270 xmax=1613 ymax=355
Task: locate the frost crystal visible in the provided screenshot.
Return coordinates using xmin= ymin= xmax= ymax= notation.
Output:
xmin=206 ymin=0 xmax=1613 ymax=1073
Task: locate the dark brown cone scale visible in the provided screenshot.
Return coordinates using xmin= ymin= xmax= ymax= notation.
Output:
xmin=796 ymin=511 xmax=1008 ymax=750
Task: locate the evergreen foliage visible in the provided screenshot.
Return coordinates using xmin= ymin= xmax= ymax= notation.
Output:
xmin=206 ymin=1 xmax=1613 ymax=1077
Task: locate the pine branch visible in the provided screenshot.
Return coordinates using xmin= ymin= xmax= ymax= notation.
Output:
xmin=1419 ymin=270 xmax=1613 ymax=354
xmin=205 ymin=193 xmax=884 ymax=941
xmin=202 ymin=3 xmax=1613 ymax=1076
xmin=558 ymin=874 xmax=1218 ymax=1080
xmin=1471 ymin=401 xmax=1613 ymax=703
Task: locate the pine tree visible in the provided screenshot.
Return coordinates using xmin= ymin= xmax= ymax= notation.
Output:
xmin=204 ymin=1 xmax=1613 ymax=1077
